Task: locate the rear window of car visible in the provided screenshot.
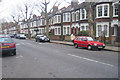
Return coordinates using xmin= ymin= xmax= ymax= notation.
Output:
xmin=77 ymin=37 xmax=82 ymax=41
xmin=87 ymin=37 xmax=94 ymax=41
xmin=0 ymin=37 xmax=13 ymax=43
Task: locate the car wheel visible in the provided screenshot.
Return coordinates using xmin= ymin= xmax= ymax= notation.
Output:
xmin=13 ymin=52 xmax=16 ymax=55
xmin=74 ymin=43 xmax=78 ymax=48
xmin=87 ymin=45 xmax=92 ymax=50
xmin=11 ymin=52 xmax=16 ymax=56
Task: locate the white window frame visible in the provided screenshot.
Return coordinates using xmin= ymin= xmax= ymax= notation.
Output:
xmin=63 ymin=12 xmax=70 ymax=22
xmin=80 ymin=23 xmax=89 ymax=31
xmin=113 ymin=3 xmax=118 ymax=17
xmin=54 ymin=26 xmax=61 ymax=35
xmin=76 ymin=11 xmax=79 ymax=21
xmin=72 ymin=12 xmax=75 ymax=22
xmin=58 ymin=15 xmax=61 ymax=23
xmin=96 ymin=4 xmax=110 ymax=18
xmin=96 ymin=22 xmax=109 ymax=37
xmin=80 ymin=9 xmax=87 ymax=20
xmin=63 ymin=25 xmax=70 ymax=35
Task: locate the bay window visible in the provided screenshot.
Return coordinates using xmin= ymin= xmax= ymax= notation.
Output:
xmin=96 ymin=4 xmax=109 ymax=18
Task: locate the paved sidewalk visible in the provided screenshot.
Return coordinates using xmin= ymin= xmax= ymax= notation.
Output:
xmin=50 ymin=40 xmax=120 ymax=52
xmin=29 ymin=38 xmax=119 ymax=52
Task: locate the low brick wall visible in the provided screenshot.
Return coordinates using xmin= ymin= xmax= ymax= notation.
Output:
xmin=115 ymin=42 xmax=120 ymax=47
xmin=50 ymin=35 xmax=61 ymax=40
xmin=65 ymin=36 xmax=71 ymax=41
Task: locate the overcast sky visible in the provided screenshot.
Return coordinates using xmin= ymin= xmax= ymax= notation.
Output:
xmin=0 ymin=0 xmax=85 ymax=23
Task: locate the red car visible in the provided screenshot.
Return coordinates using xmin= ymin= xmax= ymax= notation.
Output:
xmin=74 ymin=36 xmax=105 ymax=50
xmin=0 ymin=35 xmax=16 ymax=56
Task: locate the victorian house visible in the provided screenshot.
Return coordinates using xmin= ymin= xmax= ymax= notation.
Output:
xmin=18 ymin=0 xmax=119 ymax=43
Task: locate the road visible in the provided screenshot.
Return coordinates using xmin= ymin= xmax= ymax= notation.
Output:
xmin=2 ymin=39 xmax=118 ymax=78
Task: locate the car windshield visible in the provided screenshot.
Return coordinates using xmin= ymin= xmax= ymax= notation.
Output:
xmin=0 ymin=37 xmax=13 ymax=43
xmin=87 ymin=37 xmax=94 ymax=41
xmin=20 ymin=34 xmax=25 ymax=36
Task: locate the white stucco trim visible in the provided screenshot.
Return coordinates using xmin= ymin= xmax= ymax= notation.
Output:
xmin=111 ymin=19 xmax=118 ymax=27
xmin=71 ymin=23 xmax=80 ymax=28
xmin=80 ymin=23 xmax=89 ymax=31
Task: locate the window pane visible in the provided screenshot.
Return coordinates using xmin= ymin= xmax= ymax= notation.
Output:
xmin=67 ymin=27 xmax=70 ymax=35
xmin=58 ymin=28 xmax=60 ymax=34
xmin=82 ymin=9 xmax=85 ymax=19
xmin=67 ymin=13 xmax=70 ymax=22
xmin=104 ymin=25 xmax=107 ymax=36
xmin=58 ymin=16 xmax=61 ymax=22
xmin=114 ymin=4 xmax=118 ymax=15
xmin=64 ymin=14 xmax=66 ymax=22
xmin=98 ymin=25 xmax=102 ymax=36
xmin=98 ymin=6 xmax=102 ymax=17
xmin=104 ymin=5 xmax=108 ymax=16
xmin=64 ymin=27 xmax=66 ymax=35
xmin=76 ymin=12 xmax=79 ymax=20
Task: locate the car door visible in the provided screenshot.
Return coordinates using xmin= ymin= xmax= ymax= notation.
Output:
xmin=76 ymin=37 xmax=82 ymax=47
xmin=81 ymin=37 xmax=88 ymax=47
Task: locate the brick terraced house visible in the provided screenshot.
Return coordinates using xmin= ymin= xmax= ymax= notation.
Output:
xmin=4 ymin=0 xmax=119 ymax=44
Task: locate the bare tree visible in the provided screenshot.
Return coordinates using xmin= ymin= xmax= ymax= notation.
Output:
xmin=15 ymin=1 xmax=38 ymax=39
xmin=85 ymin=2 xmax=95 ymax=38
xmin=36 ymin=0 xmax=62 ymax=37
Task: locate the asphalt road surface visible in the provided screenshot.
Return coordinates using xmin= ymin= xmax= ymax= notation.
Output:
xmin=2 ymin=39 xmax=118 ymax=78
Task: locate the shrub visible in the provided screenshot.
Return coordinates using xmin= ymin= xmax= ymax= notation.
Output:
xmin=116 ymin=36 xmax=120 ymax=42
xmin=49 ymin=32 xmax=53 ymax=36
xmin=78 ymin=30 xmax=89 ymax=36
xmin=31 ymin=35 xmax=36 ymax=38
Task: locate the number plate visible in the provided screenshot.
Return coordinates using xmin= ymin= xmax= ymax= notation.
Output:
xmin=98 ymin=46 xmax=103 ymax=48
xmin=1 ymin=46 xmax=9 ymax=48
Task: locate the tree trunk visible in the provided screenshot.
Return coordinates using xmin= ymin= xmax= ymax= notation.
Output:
xmin=27 ymin=22 xmax=31 ymax=39
xmin=88 ymin=3 xmax=94 ymax=38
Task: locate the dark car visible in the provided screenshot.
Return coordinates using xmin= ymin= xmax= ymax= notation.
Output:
xmin=10 ymin=35 xmax=14 ymax=38
xmin=0 ymin=35 xmax=16 ymax=56
xmin=35 ymin=35 xmax=50 ymax=42
xmin=74 ymin=36 xmax=105 ymax=50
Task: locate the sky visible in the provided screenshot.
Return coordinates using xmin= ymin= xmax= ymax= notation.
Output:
xmin=0 ymin=0 xmax=85 ymax=23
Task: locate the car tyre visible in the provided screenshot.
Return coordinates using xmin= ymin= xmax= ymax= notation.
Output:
xmin=13 ymin=52 xmax=16 ymax=55
xmin=11 ymin=52 xmax=16 ymax=56
xmin=87 ymin=45 xmax=92 ymax=50
xmin=74 ymin=43 xmax=78 ymax=48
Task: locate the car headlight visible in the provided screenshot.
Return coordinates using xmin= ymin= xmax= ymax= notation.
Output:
xmin=94 ymin=43 xmax=97 ymax=46
xmin=103 ymin=44 xmax=105 ymax=46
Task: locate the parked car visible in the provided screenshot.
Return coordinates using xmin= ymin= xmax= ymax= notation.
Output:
xmin=15 ymin=34 xmax=20 ymax=39
xmin=0 ymin=35 xmax=16 ymax=56
xmin=19 ymin=34 xmax=26 ymax=39
xmin=74 ymin=36 xmax=105 ymax=50
xmin=10 ymin=35 xmax=14 ymax=38
xmin=16 ymin=34 xmax=26 ymax=39
xmin=35 ymin=35 xmax=50 ymax=42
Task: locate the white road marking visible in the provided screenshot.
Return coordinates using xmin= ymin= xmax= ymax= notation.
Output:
xmin=16 ymin=43 xmax=20 ymax=46
xmin=68 ymin=54 xmax=114 ymax=67
xmin=20 ymin=42 xmax=25 ymax=45
xmin=15 ymin=55 xmax=23 ymax=58
xmin=39 ymin=43 xmax=42 ymax=44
